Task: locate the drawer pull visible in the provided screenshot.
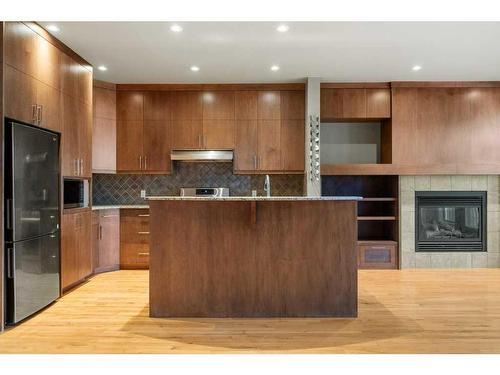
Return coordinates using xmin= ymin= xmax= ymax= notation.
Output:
xmin=102 ymin=215 xmax=118 ymax=218
xmin=138 ymin=252 xmax=150 ymax=256
xmin=138 ymin=214 xmax=150 ymax=217
xmin=138 ymin=231 xmax=150 ymax=235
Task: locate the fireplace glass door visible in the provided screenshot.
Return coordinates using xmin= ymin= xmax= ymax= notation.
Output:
xmin=415 ymin=191 xmax=486 ymax=252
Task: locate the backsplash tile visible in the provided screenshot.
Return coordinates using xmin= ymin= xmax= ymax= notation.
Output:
xmin=93 ymin=162 xmax=304 ymax=205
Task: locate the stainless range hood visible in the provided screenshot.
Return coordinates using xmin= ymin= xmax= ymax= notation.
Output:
xmin=170 ymin=150 xmax=234 ymax=162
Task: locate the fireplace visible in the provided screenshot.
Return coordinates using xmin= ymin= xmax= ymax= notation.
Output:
xmin=415 ymin=191 xmax=487 ymax=252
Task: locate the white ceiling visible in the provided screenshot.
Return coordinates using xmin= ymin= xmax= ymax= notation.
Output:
xmin=42 ymin=22 xmax=500 ymax=84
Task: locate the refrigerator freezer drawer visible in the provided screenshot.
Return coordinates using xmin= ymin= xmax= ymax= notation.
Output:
xmin=6 ymin=232 xmax=60 ymax=324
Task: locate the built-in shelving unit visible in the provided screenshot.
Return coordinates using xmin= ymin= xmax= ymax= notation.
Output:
xmin=321 ymin=175 xmax=399 ymax=269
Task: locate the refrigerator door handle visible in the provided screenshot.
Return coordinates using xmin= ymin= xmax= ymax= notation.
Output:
xmin=6 ymin=198 xmax=12 ymax=230
xmin=7 ymin=247 xmax=15 ymax=279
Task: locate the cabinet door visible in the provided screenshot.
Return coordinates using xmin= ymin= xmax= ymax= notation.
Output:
xmin=342 ymin=89 xmax=366 ymax=118
xmin=61 ymin=94 xmax=80 ymax=177
xmin=235 ymin=91 xmax=258 ymax=120
xmin=98 ymin=210 xmax=120 ymax=272
xmin=203 ymin=120 xmax=235 ymax=149
xmin=60 ymin=52 xmax=79 ymax=98
xmin=171 ymin=91 xmax=203 ymax=120
xmin=143 ymin=120 xmax=171 ymax=172
xmin=258 ymin=91 xmax=281 ymax=120
xmin=4 ymin=22 xmax=37 ymax=77
xmin=78 ymin=103 xmax=93 ymax=177
xmin=61 ymin=213 xmax=79 ymax=290
xmin=366 ymin=89 xmax=391 ymax=118
xmin=93 ymin=85 xmax=116 ymax=173
xmin=92 ymin=211 xmax=100 ymax=272
xmin=171 ymin=120 xmax=203 ymax=149
xmin=234 ymin=120 xmax=258 ymax=172
xmin=77 ymin=65 xmax=93 ymax=106
xmin=117 ymin=91 xmax=143 ymax=121
xmin=258 ymin=120 xmax=282 ymax=171
xmin=117 ymin=120 xmax=144 ymax=172
xmin=120 ymin=209 xmax=150 ymax=269
xmin=36 ymin=79 xmax=61 ymax=132
xmin=34 ymin=35 xmax=61 ymax=90
xmin=202 ymin=91 xmax=235 ymax=149
xmin=4 ymin=64 xmax=37 ymax=125
xmin=281 ymin=120 xmax=305 ymax=172
xmin=281 ymin=91 xmax=305 ymax=120
xmin=78 ymin=211 xmax=93 ymax=280
xmin=320 ymin=88 xmax=343 ymax=120
xmin=144 ymin=91 xmax=171 ymax=120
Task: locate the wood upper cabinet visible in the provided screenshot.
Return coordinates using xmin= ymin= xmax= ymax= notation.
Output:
xmin=117 ymin=91 xmax=144 ymax=121
xmin=143 ymin=121 xmax=171 ymax=172
xmin=92 ymin=209 xmax=120 ymax=274
xmin=61 ymin=94 xmax=79 ymax=176
xmin=79 ymin=103 xmax=93 ymax=178
xmin=117 ymin=120 xmax=144 ymax=172
xmin=366 ymin=89 xmax=391 ymax=118
xmin=35 ymin=79 xmax=61 ymax=132
xmin=171 ymin=91 xmax=203 ymax=149
xmin=4 ymin=22 xmax=37 ymax=77
xmin=61 ymin=210 xmax=92 ymax=290
xmin=234 ymin=90 xmax=305 ymax=173
xmin=4 ymin=63 xmax=37 ymax=124
xmin=93 ymin=83 xmax=116 ymax=173
xmin=321 ymin=88 xmax=391 ymax=120
xmin=202 ymin=91 xmax=235 ymax=149
xmin=144 ymin=91 xmax=171 ymax=120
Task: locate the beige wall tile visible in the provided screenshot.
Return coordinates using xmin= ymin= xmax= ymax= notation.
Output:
xmin=471 ymin=176 xmax=488 ymax=190
xmin=430 ymin=176 xmax=452 ymax=191
xmin=415 ymin=176 xmax=431 ymax=191
xmin=472 ymin=253 xmax=488 ymax=268
xmin=487 ymin=231 xmax=500 ymax=252
xmin=400 ymin=191 xmax=415 ymax=212
xmin=401 ymin=233 xmax=415 ymax=252
xmin=401 ymin=211 xmax=415 ymax=234
xmin=488 ymin=176 xmax=500 ymax=191
xmin=415 ymin=253 xmax=431 ymax=268
xmin=400 ymin=176 xmax=415 ymax=192
xmin=451 ymin=176 xmax=472 ymax=191
xmin=487 ymin=253 xmax=500 ymax=268
xmin=488 ymin=211 xmax=500 ymax=232
xmin=400 ymin=253 xmax=416 ymax=269
xmin=431 ymin=253 xmax=453 ymax=268
xmin=487 ymin=190 xmax=500 ymax=212
xmin=449 ymin=253 xmax=472 ymax=268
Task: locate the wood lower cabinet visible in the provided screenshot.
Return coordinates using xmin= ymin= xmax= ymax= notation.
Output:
xmin=120 ymin=209 xmax=150 ymax=269
xmin=358 ymin=241 xmax=398 ymax=269
xmin=92 ymin=209 xmax=120 ymax=274
xmin=61 ymin=210 xmax=92 ymax=291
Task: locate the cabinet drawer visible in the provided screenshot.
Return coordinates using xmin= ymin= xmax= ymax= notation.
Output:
xmin=358 ymin=243 xmax=397 ymax=269
xmin=120 ymin=244 xmax=150 ymax=269
xmin=120 ymin=209 xmax=150 ymax=269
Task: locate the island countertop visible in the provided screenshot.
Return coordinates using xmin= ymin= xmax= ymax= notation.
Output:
xmin=145 ymin=195 xmax=362 ymax=201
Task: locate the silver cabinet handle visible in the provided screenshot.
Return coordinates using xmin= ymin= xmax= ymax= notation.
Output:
xmin=253 ymin=155 xmax=257 ymax=170
xmin=144 ymin=155 xmax=147 ymax=170
xmin=32 ymin=104 xmax=38 ymax=124
xmin=80 ymin=158 xmax=83 ymax=175
xmin=138 ymin=214 xmax=150 ymax=217
xmin=139 ymin=155 xmax=142 ymax=170
xmin=138 ymin=231 xmax=150 ymax=235
xmin=74 ymin=159 xmax=78 ymax=176
xmin=99 ymin=225 xmax=103 ymax=240
xmin=138 ymin=252 xmax=149 ymax=256
xmin=38 ymin=105 xmax=43 ymax=125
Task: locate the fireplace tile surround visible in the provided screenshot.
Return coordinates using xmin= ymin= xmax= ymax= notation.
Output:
xmin=400 ymin=175 xmax=500 ymax=268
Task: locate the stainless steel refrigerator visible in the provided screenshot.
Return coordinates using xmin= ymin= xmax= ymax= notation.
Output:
xmin=4 ymin=120 xmax=61 ymax=325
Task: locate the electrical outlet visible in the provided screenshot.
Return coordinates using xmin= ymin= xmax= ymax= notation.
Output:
xmin=140 ymin=189 xmax=146 ymax=198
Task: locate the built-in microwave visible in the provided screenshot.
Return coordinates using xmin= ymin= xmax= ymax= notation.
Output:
xmin=63 ymin=178 xmax=89 ymax=209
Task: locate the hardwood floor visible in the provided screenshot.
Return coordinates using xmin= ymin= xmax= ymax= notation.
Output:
xmin=1 ymin=269 xmax=500 ymax=353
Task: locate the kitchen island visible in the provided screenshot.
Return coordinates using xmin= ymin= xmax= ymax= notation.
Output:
xmin=147 ymin=196 xmax=361 ymax=318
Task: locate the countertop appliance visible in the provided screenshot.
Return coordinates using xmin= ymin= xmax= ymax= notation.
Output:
xmin=63 ymin=178 xmax=89 ymax=209
xmin=4 ymin=120 xmax=61 ymax=325
xmin=180 ymin=187 xmax=230 ymax=197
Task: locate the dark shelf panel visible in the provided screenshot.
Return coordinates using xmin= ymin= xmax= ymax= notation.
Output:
xmin=360 ymin=197 xmax=397 ymax=202
xmin=357 ymin=216 xmax=396 ymax=221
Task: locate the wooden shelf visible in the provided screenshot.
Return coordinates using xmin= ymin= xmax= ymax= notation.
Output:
xmin=357 ymin=216 xmax=396 ymax=221
xmin=360 ymin=197 xmax=396 ymax=202
xmin=358 ymin=240 xmax=398 ymax=245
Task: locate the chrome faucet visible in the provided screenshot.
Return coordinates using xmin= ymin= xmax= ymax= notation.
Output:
xmin=264 ymin=174 xmax=271 ymax=197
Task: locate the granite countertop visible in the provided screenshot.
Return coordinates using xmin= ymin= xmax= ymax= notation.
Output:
xmin=92 ymin=205 xmax=149 ymax=210
xmin=145 ymin=196 xmax=363 ymax=201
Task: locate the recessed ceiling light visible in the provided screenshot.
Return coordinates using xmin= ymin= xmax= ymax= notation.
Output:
xmin=46 ymin=24 xmax=59 ymax=32
xmin=270 ymin=65 xmax=280 ymax=72
xmin=276 ymin=24 xmax=289 ymax=33
xmin=98 ymin=66 xmax=107 ymax=71
xmin=170 ymin=24 xmax=183 ymax=33
xmin=190 ymin=65 xmax=200 ymax=72
xmin=412 ymin=65 xmax=422 ymax=71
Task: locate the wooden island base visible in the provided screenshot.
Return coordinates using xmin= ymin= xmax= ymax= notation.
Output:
xmin=149 ymin=199 xmax=358 ymax=318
